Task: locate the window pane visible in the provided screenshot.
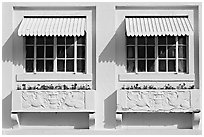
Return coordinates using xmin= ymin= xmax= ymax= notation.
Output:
xmin=158 ymin=36 xmax=166 ymax=45
xmin=147 ymin=60 xmax=155 ymax=72
xmin=178 ymin=59 xmax=186 ymax=73
xmin=147 ymin=46 xmax=155 ymax=58
xmin=57 ymin=60 xmax=65 ymax=71
xmin=178 ymin=46 xmax=186 ymax=58
xmin=127 ymin=60 xmax=135 ymax=72
xmin=57 ymin=36 xmax=65 ymax=45
xmin=147 ymin=36 xmax=155 ymax=45
xmin=26 ymin=60 xmax=34 ymax=72
xmin=46 ymin=60 xmax=53 ymax=72
xmin=46 ymin=36 xmax=54 ymax=45
xmin=178 ymin=36 xmax=186 ymax=45
xmin=26 ymin=46 xmax=34 ymax=58
xmin=168 ymin=60 xmax=176 ymax=72
xmin=66 ymin=46 xmax=74 ymax=58
xmin=77 ymin=46 xmax=85 ymax=58
xmin=57 ymin=46 xmax=65 ymax=58
xmin=66 ymin=60 xmax=74 ymax=72
xmin=77 ymin=60 xmax=85 ymax=73
xmin=138 ymin=46 xmax=145 ymax=58
xmin=66 ymin=36 xmax=74 ymax=45
xmin=138 ymin=60 xmax=146 ymax=72
xmin=127 ymin=46 xmax=135 ymax=58
xmin=159 ymin=60 xmax=166 ymax=72
xmin=36 ymin=60 xmax=44 ymax=72
xmin=126 ymin=36 xmax=135 ymax=45
xmin=77 ymin=36 xmax=86 ymax=45
xmin=138 ymin=36 xmax=145 ymax=45
xmin=158 ymin=46 xmax=166 ymax=58
xmin=36 ymin=37 xmax=44 ymax=45
xmin=46 ymin=46 xmax=53 ymax=58
xmin=167 ymin=36 xmax=176 ymax=45
xmin=26 ymin=36 xmax=34 ymax=45
xmin=168 ymin=46 xmax=176 ymax=58
xmin=36 ymin=46 xmax=44 ymax=58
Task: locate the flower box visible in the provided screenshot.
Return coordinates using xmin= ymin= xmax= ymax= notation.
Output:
xmin=12 ymin=90 xmax=95 ymax=113
xmin=117 ymin=89 xmax=200 ymax=113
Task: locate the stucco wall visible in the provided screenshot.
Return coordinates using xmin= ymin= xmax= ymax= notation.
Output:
xmin=2 ymin=2 xmax=201 ymax=131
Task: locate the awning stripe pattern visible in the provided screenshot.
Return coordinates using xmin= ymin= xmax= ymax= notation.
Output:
xmin=125 ymin=17 xmax=193 ymax=36
xmin=18 ymin=17 xmax=86 ymax=36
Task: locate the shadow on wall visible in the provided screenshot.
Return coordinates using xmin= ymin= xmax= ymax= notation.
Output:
xmin=97 ymin=20 xmax=125 ymax=128
xmin=2 ymin=29 xmax=15 ymax=129
xmin=122 ymin=113 xmax=193 ymax=129
xmin=104 ymin=91 xmax=117 ymax=129
xmin=98 ymin=20 xmax=126 ymax=67
xmin=2 ymin=25 xmax=23 ymax=129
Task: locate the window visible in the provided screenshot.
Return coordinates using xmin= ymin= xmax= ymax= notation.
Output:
xmin=25 ymin=36 xmax=86 ymax=73
xmin=126 ymin=36 xmax=188 ymax=73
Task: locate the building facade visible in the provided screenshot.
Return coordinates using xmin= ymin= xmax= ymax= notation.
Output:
xmin=2 ymin=2 xmax=202 ymax=134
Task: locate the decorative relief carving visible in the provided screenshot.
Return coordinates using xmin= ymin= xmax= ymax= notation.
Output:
xmin=21 ymin=91 xmax=85 ymax=110
xmin=125 ymin=90 xmax=191 ymax=112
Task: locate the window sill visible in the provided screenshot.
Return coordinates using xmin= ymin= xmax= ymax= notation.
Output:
xmin=119 ymin=73 xmax=195 ymax=82
xmin=16 ymin=73 xmax=92 ymax=82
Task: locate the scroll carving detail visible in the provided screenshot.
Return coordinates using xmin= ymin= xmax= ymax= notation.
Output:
xmin=22 ymin=91 xmax=85 ymax=110
xmin=126 ymin=90 xmax=191 ymax=112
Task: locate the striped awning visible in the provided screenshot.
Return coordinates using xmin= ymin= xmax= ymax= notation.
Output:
xmin=125 ymin=17 xmax=193 ymax=36
xmin=18 ymin=17 xmax=86 ymax=36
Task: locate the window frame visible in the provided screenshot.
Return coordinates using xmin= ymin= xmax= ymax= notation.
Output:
xmin=126 ymin=36 xmax=189 ymax=74
xmin=24 ymin=35 xmax=87 ymax=74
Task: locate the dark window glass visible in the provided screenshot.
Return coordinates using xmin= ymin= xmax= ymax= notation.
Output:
xmin=147 ymin=46 xmax=155 ymax=58
xmin=77 ymin=46 xmax=85 ymax=58
xmin=147 ymin=60 xmax=155 ymax=72
xmin=77 ymin=36 xmax=86 ymax=45
xmin=66 ymin=60 xmax=74 ymax=72
xmin=178 ymin=36 xmax=186 ymax=45
xmin=36 ymin=37 xmax=44 ymax=45
xmin=46 ymin=60 xmax=53 ymax=72
xmin=147 ymin=36 xmax=155 ymax=45
xmin=57 ymin=46 xmax=65 ymax=58
xmin=126 ymin=36 xmax=135 ymax=45
xmin=159 ymin=60 xmax=166 ymax=72
xmin=127 ymin=60 xmax=135 ymax=72
xmin=138 ymin=46 xmax=145 ymax=58
xmin=168 ymin=60 xmax=176 ymax=72
xmin=26 ymin=60 xmax=34 ymax=72
xmin=77 ymin=60 xmax=85 ymax=73
xmin=138 ymin=60 xmax=146 ymax=72
xmin=66 ymin=46 xmax=74 ymax=58
xmin=158 ymin=36 xmax=166 ymax=45
xmin=168 ymin=46 xmax=176 ymax=58
xmin=57 ymin=36 xmax=65 ymax=45
xmin=36 ymin=60 xmax=44 ymax=72
xmin=158 ymin=46 xmax=166 ymax=58
xmin=36 ymin=46 xmax=44 ymax=58
xmin=46 ymin=46 xmax=53 ymax=58
xmin=127 ymin=46 xmax=135 ymax=58
xmin=167 ymin=36 xmax=176 ymax=45
xmin=178 ymin=59 xmax=186 ymax=73
xmin=178 ymin=46 xmax=186 ymax=58
xmin=26 ymin=46 xmax=34 ymax=58
xmin=138 ymin=36 xmax=145 ymax=45
xmin=26 ymin=36 xmax=34 ymax=45
xmin=57 ymin=60 xmax=65 ymax=71
xmin=66 ymin=37 xmax=74 ymax=45
xmin=46 ymin=36 xmax=54 ymax=45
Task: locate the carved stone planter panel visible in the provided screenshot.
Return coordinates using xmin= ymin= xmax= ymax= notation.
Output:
xmin=21 ymin=90 xmax=85 ymax=110
xmin=119 ymin=90 xmax=191 ymax=112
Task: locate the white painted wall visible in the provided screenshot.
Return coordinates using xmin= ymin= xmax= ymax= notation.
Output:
xmin=2 ymin=2 xmax=201 ymax=132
